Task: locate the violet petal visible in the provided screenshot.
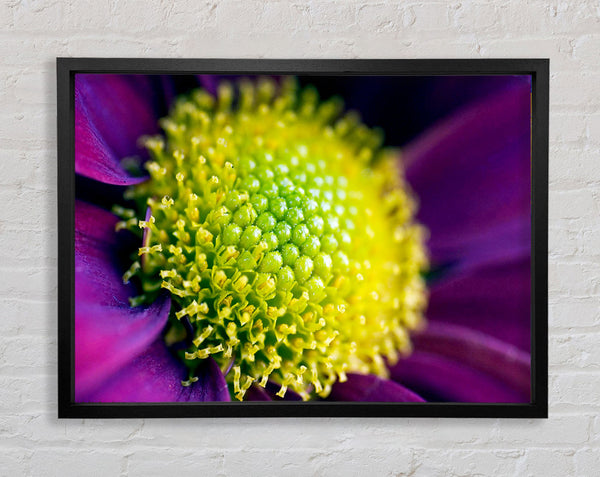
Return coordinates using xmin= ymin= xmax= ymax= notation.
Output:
xmin=75 ymin=200 xmax=171 ymax=397
xmin=427 ymin=257 xmax=531 ymax=352
xmin=328 ymin=373 xmax=425 ymax=402
xmin=402 ymin=81 xmax=531 ymax=270
xmin=75 ymin=295 xmax=171 ymax=399
xmin=393 ymin=321 xmax=530 ymax=401
xmin=240 ymin=381 xmax=304 ymax=401
xmin=244 ymin=384 xmax=273 ymax=401
xmin=75 ymin=74 xmax=162 ymax=185
xmin=75 ymin=200 xmax=136 ymax=306
xmin=196 ymin=75 xmax=220 ymax=96
xmin=264 ymin=381 xmax=304 ymax=401
xmin=390 ymin=351 xmax=528 ymax=403
xmin=79 ymin=340 xmax=230 ymax=402
xmin=305 ymin=75 xmax=531 ymax=146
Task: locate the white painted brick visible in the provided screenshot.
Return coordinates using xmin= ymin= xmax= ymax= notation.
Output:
xmin=572 ymin=34 xmax=600 ymax=66
xmin=0 ymin=37 xmax=69 ymax=67
xmin=548 ymin=261 xmax=600 ymax=298
xmin=0 ymin=449 xmax=33 ymax=477
xmin=587 ymin=113 xmax=600 ymax=145
xmin=217 ymin=1 xmax=304 ymax=34
xmin=549 ymin=226 xmax=583 ymax=257
xmin=0 ymin=0 xmax=599 ymax=474
xmin=0 ymin=413 xmax=61 ymax=447
xmin=392 ymin=37 xmax=482 ymax=57
xmin=550 ymin=189 xmax=599 ymax=220
xmin=178 ymin=30 xmax=299 ymax=58
xmin=11 ymin=68 xmax=56 ymax=106
xmin=1 ymin=298 xmax=56 ymax=336
xmin=0 ymin=377 xmax=49 ymax=414
xmin=0 ymin=111 xmax=50 ymax=149
xmin=593 ymin=416 xmax=600 ymax=446
xmin=11 ymin=0 xmax=66 ymax=32
xmin=498 ymin=1 xmax=600 ymax=36
xmin=0 ymin=228 xmax=57 ymax=265
xmin=581 ymin=227 xmax=600 ymax=256
xmin=137 ymin=418 xmax=382 ymax=450
xmin=0 ymin=150 xmax=53 ymax=190
xmin=30 ymin=449 xmax=122 ymax=477
xmin=480 ymin=37 xmax=576 ymax=72
xmin=408 ymin=3 xmax=453 ymax=32
xmin=0 ymin=335 xmax=56 ymax=375
xmin=106 ymin=2 xmax=187 ymax=33
xmin=552 ymin=71 xmax=600 ymax=107
xmin=0 ymin=187 xmax=57 ymax=233
xmin=222 ymin=447 xmax=415 ymax=476
xmin=495 ymin=2 xmax=549 ymax=35
xmin=550 ymin=146 xmax=600 ymax=186
xmin=549 ymin=298 xmax=600 ymax=328
xmin=62 ymin=1 xmax=113 ymax=30
xmin=0 ymin=270 xmax=56 ymax=303
xmin=127 ymin=449 xmax=224 ymax=476
xmin=64 ymin=36 xmax=181 ymax=58
xmin=453 ymin=2 xmax=500 ymax=33
xmin=356 ymin=3 xmax=402 ymax=33
xmin=307 ymin=2 xmax=357 ymax=33
xmin=550 ymin=373 xmax=600 ymax=409
xmin=520 ymin=449 xmax=576 ymax=476
xmin=550 ymin=332 xmax=600 ymax=369
xmin=414 ymin=448 xmax=522 ymax=477
xmin=575 ymin=447 xmax=600 ymax=475
xmin=165 ymin=418 xmax=518 ymax=450
xmin=162 ymin=2 xmax=219 ymax=32
xmin=493 ymin=415 xmax=590 ymax=446
xmin=63 ymin=419 xmax=146 ymax=444
xmin=551 ymin=112 xmax=588 ymax=143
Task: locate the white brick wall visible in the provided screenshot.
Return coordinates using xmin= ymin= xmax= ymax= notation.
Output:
xmin=0 ymin=0 xmax=598 ymax=475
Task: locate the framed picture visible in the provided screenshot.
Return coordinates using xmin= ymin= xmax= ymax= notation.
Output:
xmin=58 ymin=58 xmax=548 ymax=418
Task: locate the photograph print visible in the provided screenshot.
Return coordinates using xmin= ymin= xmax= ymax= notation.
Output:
xmin=71 ymin=69 xmax=534 ymax=409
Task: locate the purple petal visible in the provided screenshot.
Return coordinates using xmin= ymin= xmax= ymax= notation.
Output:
xmin=242 ymin=381 xmax=304 ymax=401
xmin=156 ymin=75 xmax=177 ymax=107
xmin=390 ymin=351 xmax=527 ymax=403
xmin=75 ymin=200 xmax=171 ymax=397
xmin=428 ymin=257 xmax=531 ymax=352
xmin=423 ymin=76 xmax=531 ymax=134
xmin=390 ymin=321 xmax=530 ymax=402
xmin=432 ymin=214 xmax=530 ymax=274
xmin=305 ymin=76 xmax=530 ymax=146
xmin=196 ymin=75 xmax=220 ymax=96
xmin=79 ymin=340 xmax=230 ymax=402
xmin=75 ymin=74 xmax=162 ymax=185
xmin=328 ymin=373 xmax=425 ymax=402
xmin=264 ymin=381 xmax=304 ymax=401
xmin=244 ymin=384 xmax=272 ymax=401
xmin=75 ymin=294 xmax=171 ymax=400
xmin=75 ymin=200 xmax=135 ymax=305
xmin=402 ymin=81 xmax=531 ymax=270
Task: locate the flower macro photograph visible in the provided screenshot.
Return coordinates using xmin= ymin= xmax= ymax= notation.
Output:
xmin=72 ymin=71 xmax=532 ymax=406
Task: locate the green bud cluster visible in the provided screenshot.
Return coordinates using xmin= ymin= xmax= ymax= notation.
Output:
xmin=119 ymin=77 xmax=427 ymax=400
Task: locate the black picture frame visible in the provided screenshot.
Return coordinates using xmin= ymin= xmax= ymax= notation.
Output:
xmin=58 ymin=58 xmax=549 ymax=419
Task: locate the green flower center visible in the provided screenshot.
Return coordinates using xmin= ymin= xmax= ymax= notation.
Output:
xmin=118 ymin=78 xmax=427 ymax=400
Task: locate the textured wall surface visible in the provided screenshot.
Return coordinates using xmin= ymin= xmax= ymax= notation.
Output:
xmin=1 ymin=0 xmax=599 ymax=476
